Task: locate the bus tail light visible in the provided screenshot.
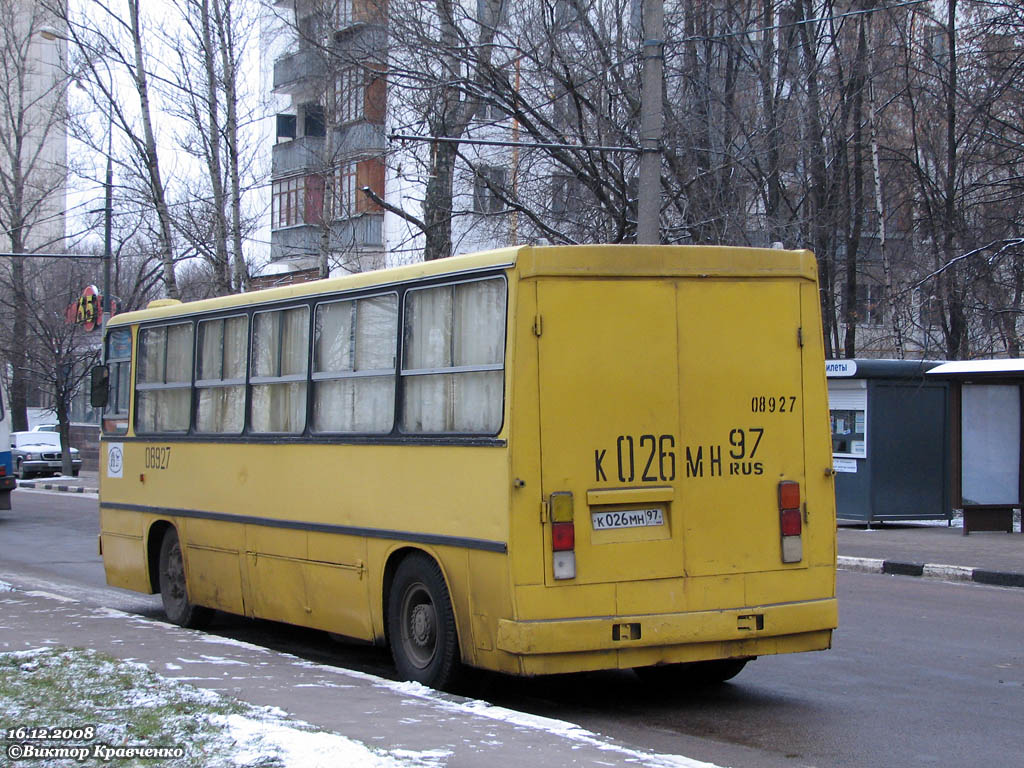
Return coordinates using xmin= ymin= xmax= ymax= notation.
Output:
xmin=778 ymin=481 xmax=803 ymax=563
xmin=549 ymin=492 xmax=576 ymax=580
xmin=552 ymin=522 xmax=575 ymax=550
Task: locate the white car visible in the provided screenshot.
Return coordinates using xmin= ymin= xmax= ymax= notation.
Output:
xmin=9 ymin=431 xmax=82 ymax=479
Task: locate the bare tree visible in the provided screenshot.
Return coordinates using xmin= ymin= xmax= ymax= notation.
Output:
xmin=0 ymin=0 xmax=71 ymax=431
xmin=163 ymin=0 xmax=257 ymax=295
xmin=51 ymin=0 xmax=181 ymax=299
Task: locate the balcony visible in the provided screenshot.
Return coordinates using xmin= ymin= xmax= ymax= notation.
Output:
xmin=273 ymin=48 xmax=323 ymax=96
xmin=271 ymin=214 xmax=384 ymax=264
xmin=273 ymin=125 xmax=386 ymax=177
xmin=272 ymin=136 xmax=326 ymax=176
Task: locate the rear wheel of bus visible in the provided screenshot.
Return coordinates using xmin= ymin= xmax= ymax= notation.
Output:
xmin=387 ymin=553 xmax=460 ymax=690
xmin=157 ymin=528 xmax=213 ymax=629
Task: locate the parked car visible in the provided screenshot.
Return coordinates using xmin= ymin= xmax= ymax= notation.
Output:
xmin=9 ymin=431 xmax=82 ymax=479
xmin=31 ymin=424 xmax=59 ymax=432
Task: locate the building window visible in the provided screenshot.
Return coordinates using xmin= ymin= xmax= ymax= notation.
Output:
xmin=919 ymin=292 xmax=943 ymax=328
xmin=136 ymin=323 xmax=194 ymax=433
xmin=474 ymin=166 xmax=507 ymax=214
xmin=195 ymin=315 xmax=248 ymax=434
xmin=250 ymin=306 xmax=309 ymax=434
xmin=304 ymin=104 xmax=326 ymax=137
xmin=330 ymin=162 xmax=358 ymax=220
xmin=554 ymin=0 xmax=583 ymax=32
xmin=551 ymin=173 xmax=585 ymax=218
xmin=276 ymin=114 xmax=296 ymax=141
xmin=854 ymin=283 xmax=885 ymax=326
xmin=313 ymin=293 xmax=398 ymax=433
xmin=332 ymin=67 xmax=365 ymax=125
xmin=272 ymin=177 xmax=303 ymax=228
xmin=334 ymin=0 xmax=354 ymax=27
xmin=476 ymin=99 xmax=505 ymax=122
xmin=401 ymin=278 xmax=506 ymax=434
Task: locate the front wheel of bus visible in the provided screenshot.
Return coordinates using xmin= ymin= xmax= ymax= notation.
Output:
xmin=387 ymin=554 xmax=459 ymax=690
xmin=158 ymin=529 xmax=212 ymax=629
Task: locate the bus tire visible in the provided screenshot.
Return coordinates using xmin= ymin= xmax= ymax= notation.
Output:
xmin=157 ymin=528 xmax=213 ymax=629
xmin=634 ymin=658 xmax=751 ymax=688
xmin=387 ymin=553 xmax=460 ymax=690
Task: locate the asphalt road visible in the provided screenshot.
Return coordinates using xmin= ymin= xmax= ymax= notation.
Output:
xmin=2 ymin=488 xmax=1022 ymax=767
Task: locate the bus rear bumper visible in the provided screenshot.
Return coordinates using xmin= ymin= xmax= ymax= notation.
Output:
xmin=496 ymin=598 xmax=837 ymax=657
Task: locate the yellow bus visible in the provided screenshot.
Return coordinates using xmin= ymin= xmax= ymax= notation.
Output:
xmin=93 ymin=245 xmax=837 ymax=689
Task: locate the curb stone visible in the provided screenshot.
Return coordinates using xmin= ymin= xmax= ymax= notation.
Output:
xmin=838 ymin=555 xmax=1024 ymax=589
xmin=15 ymin=480 xmax=94 ymax=494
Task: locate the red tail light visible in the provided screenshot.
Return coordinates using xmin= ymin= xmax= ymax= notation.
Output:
xmin=780 ymin=508 xmax=802 ymax=536
xmin=778 ymin=480 xmax=803 ymax=563
xmin=548 ymin=492 xmax=576 ymax=580
xmin=552 ymin=522 xmax=575 ymax=551
xmin=0 ymin=465 xmax=5 ymax=477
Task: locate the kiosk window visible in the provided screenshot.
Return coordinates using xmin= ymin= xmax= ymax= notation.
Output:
xmin=831 ymin=408 xmax=866 ymax=457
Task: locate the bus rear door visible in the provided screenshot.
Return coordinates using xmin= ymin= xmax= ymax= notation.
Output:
xmin=536 ymin=275 xmax=814 ymax=593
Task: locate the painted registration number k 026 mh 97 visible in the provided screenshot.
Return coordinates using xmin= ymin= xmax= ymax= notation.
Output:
xmin=591 ymin=508 xmax=665 ymax=530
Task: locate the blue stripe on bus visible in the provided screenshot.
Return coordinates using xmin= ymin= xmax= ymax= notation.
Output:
xmin=100 ymin=502 xmax=508 ymax=554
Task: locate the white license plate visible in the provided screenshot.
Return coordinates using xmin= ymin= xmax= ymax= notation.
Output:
xmin=591 ymin=508 xmax=664 ymax=530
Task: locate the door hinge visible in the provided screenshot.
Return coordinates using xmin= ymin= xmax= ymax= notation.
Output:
xmin=797 ymin=327 xmax=804 ymax=347
xmin=533 ymin=314 xmax=543 ymax=337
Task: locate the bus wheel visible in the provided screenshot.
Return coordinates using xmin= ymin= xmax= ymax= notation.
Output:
xmin=634 ymin=658 xmax=751 ymax=688
xmin=387 ymin=553 xmax=459 ymax=690
xmin=157 ymin=529 xmax=212 ymax=629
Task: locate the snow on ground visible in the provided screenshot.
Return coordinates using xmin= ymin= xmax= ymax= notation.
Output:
xmin=0 ymin=647 xmax=478 ymax=768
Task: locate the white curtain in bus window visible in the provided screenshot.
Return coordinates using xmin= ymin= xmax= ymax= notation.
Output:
xmin=136 ymin=323 xmax=193 ymax=432
xmin=251 ymin=306 xmax=309 ymax=433
xmin=961 ymin=384 xmax=1020 ymax=506
xmin=196 ymin=315 xmax=248 ymax=433
xmin=313 ymin=294 xmax=397 ymax=432
xmin=402 ymin=278 xmax=505 ymax=433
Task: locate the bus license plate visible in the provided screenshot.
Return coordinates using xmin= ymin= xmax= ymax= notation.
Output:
xmin=591 ymin=508 xmax=664 ymax=530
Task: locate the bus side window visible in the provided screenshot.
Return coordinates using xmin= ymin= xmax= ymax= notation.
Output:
xmin=104 ymin=328 xmax=133 ymax=434
xmin=401 ymin=278 xmax=506 ymax=434
xmin=91 ymin=365 xmax=110 ymax=408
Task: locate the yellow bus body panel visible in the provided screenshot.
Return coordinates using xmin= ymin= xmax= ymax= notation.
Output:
xmin=99 ymin=244 xmax=836 ymax=677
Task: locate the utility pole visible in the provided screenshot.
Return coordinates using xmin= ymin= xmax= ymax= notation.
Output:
xmin=102 ymin=105 xmax=113 ymax=324
xmin=636 ymin=0 xmax=664 ymax=244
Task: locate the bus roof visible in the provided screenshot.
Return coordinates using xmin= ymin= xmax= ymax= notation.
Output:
xmin=107 ymin=244 xmax=817 ymax=327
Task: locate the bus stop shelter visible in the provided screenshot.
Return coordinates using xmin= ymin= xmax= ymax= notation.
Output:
xmin=927 ymin=359 xmax=1024 ymax=534
xmin=827 ymin=359 xmax=951 ymax=525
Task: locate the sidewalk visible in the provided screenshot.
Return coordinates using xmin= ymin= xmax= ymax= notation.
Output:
xmin=837 ymin=520 xmax=1024 ymax=588
xmin=12 ymin=469 xmax=100 ymax=494
xmin=0 ymin=579 xmax=713 ymax=768
xmin=17 ymin=472 xmax=1024 ymax=588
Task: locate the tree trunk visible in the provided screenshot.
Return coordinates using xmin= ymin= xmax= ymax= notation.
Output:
xmin=797 ymin=0 xmax=835 ymax=357
xmin=128 ymin=0 xmax=180 ymax=299
xmin=199 ymin=0 xmax=232 ymax=295
xmin=423 ymin=141 xmax=457 ymax=261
